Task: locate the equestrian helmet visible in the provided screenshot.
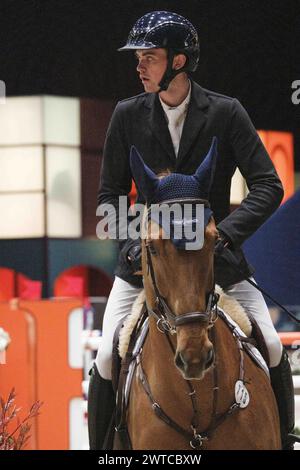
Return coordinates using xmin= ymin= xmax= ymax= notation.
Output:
xmin=118 ymin=11 xmax=200 ymax=73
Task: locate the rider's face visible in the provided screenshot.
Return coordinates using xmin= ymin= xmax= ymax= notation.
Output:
xmin=135 ymin=48 xmax=168 ymax=93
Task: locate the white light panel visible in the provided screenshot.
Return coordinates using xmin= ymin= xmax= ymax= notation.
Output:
xmin=46 ymin=147 xmax=81 ymax=237
xmin=0 ymin=96 xmax=80 ymax=146
xmin=0 ymin=146 xmax=44 ymax=192
xmin=0 ymin=97 xmax=43 ymax=145
xmin=43 ymin=96 xmax=80 ymax=146
xmin=0 ymin=193 xmax=45 ymax=238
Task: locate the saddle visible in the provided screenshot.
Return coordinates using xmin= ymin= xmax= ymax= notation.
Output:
xmin=111 ymin=300 xmax=271 ymax=450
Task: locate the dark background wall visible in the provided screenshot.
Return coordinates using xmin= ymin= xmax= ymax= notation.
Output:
xmin=0 ymin=0 xmax=299 ymax=167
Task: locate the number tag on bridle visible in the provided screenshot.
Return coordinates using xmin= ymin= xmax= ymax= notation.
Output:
xmin=235 ymin=380 xmax=250 ymax=408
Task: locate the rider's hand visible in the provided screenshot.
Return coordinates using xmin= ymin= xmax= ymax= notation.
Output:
xmin=121 ymin=239 xmax=142 ymax=274
xmin=127 ymin=242 xmax=142 ymax=274
xmin=215 ymin=232 xmax=230 ymax=257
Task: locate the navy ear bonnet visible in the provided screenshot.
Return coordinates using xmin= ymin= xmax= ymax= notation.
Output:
xmin=130 ymin=137 xmax=218 ymax=250
xmin=130 ymin=137 xmax=217 ymax=204
xmin=147 ymin=173 xmax=206 ymax=203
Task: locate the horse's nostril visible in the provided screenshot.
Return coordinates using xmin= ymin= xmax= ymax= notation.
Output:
xmin=205 ymin=348 xmax=214 ymax=369
xmin=175 ymin=352 xmax=185 ymax=369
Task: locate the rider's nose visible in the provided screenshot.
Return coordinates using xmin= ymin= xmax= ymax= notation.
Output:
xmin=136 ymin=60 xmax=145 ymax=72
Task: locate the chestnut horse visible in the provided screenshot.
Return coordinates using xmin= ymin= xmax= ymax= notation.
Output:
xmin=125 ymin=142 xmax=280 ymax=450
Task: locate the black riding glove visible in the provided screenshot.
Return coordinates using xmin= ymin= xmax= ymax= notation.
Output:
xmin=215 ymin=232 xmax=231 ymax=257
xmin=121 ymin=238 xmax=142 ymax=273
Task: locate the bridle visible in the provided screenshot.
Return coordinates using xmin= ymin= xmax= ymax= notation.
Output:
xmin=144 ymin=197 xmax=219 ymax=334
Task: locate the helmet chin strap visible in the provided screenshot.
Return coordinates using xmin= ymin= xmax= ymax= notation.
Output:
xmin=158 ymin=49 xmax=189 ymax=92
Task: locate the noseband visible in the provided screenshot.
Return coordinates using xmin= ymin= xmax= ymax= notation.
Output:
xmin=145 ymin=198 xmax=219 ymax=334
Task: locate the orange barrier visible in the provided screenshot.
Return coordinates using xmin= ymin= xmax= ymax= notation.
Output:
xmin=0 ymin=268 xmax=15 ymax=300
xmin=259 ymin=131 xmax=294 ymax=203
xmin=278 ymin=331 xmax=300 ymax=346
xmin=129 ymin=180 xmax=137 ymax=205
xmin=0 ymin=299 xmax=37 ymax=449
xmin=0 ymin=298 xmax=83 ymax=449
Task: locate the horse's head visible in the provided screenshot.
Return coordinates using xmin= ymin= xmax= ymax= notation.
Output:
xmin=130 ymin=139 xmax=219 ymax=380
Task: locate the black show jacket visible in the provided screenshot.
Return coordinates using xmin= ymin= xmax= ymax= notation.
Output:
xmin=98 ymin=81 xmax=283 ymax=288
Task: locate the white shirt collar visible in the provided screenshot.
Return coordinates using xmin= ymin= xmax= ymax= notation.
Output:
xmin=159 ymin=80 xmax=191 ymax=114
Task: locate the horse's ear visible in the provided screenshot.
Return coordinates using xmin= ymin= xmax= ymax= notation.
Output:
xmin=130 ymin=146 xmax=159 ymax=201
xmin=193 ymin=137 xmax=218 ymax=197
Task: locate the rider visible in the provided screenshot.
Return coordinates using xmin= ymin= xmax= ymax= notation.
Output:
xmin=88 ymin=11 xmax=297 ymax=450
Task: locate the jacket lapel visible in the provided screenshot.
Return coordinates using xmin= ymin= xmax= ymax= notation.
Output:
xmin=176 ymin=81 xmax=209 ymax=167
xmin=144 ymin=93 xmax=176 ymax=164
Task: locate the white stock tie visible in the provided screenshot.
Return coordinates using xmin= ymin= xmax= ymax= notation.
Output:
xmin=167 ymin=108 xmax=184 ymax=157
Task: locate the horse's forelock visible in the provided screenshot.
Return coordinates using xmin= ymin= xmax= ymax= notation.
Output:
xmin=157 ymin=169 xmax=171 ymax=179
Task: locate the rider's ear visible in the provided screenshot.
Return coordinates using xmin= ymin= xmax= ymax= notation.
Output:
xmin=172 ymin=53 xmax=186 ymax=70
xmin=130 ymin=146 xmax=160 ymax=202
xmin=193 ymin=137 xmax=218 ymax=197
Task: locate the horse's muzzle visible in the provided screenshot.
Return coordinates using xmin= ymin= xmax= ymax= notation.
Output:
xmin=175 ymin=345 xmax=215 ymax=380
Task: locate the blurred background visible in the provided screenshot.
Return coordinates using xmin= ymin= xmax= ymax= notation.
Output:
xmin=0 ymin=0 xmax=299 ymax=449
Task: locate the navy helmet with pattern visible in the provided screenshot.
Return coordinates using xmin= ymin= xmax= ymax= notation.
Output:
xmin=118 ymin=11 xmax=199 ymax=73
